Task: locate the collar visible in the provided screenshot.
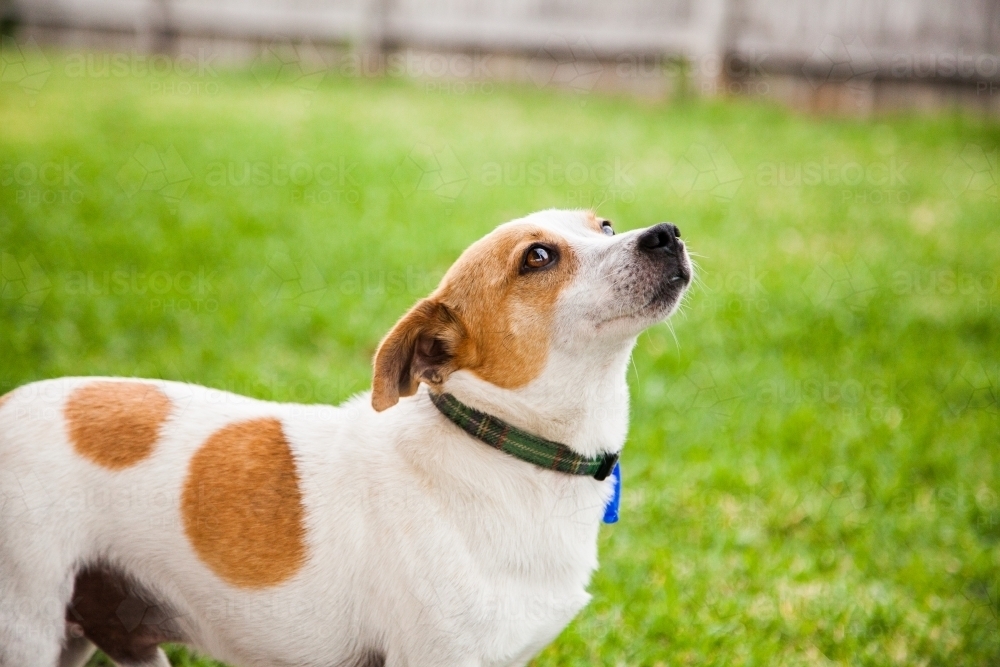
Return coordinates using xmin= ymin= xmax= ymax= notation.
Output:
xmin=429 ymin=391 xmax=619 ymax=480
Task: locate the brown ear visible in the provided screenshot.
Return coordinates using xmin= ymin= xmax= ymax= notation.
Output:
xmin=371 ymin=299 xmax=466 ymax=411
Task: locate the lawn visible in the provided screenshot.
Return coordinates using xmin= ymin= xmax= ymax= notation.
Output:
xmin=1 ymin=48 xmax=998 ymax=666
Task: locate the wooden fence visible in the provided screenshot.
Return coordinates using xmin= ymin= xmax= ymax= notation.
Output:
xmin=6 ymin=0 xmax=1000 ymax=111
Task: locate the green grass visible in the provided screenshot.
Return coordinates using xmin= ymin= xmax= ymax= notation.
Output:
xmin=2 ymin=51 xmax=999 ymax=666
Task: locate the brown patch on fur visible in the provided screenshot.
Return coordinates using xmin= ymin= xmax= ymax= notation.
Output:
xmin=372 ymin=224 xmax=577 ymax=410
xmin=182 ymin=417 xmax=307 ymax=588
xmin=371 ymin=299 xmax=468 ymax=411
xmin=65 ymin=381 xmax=172 ymax=469
xmin=0 ymin=390 xmax=13 ymax=411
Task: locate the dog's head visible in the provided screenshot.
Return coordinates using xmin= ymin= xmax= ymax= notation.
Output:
xmin=371 ymin=209 xmax=691 ymax=411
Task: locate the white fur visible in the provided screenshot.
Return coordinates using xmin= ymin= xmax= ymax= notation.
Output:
xmin=0 ymin=210 xmax=689 ymax=667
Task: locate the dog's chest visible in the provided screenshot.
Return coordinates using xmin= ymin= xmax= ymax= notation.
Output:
xmin=424 ymin=517 xmax=600 ymax=663
xmin=295 ymin=457 xmax=602 ymax=665
xmin=481 ymin=580 xmax=592 ymax=666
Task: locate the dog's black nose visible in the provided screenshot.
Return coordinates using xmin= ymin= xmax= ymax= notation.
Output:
xmin=637 ymin=223 xmax=681 ymax=253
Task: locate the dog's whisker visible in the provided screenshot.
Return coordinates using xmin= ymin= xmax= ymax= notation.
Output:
xmin=664 ymin=320 xmax=681 ymax=354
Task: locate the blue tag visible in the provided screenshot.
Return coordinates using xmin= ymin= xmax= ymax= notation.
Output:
xmin=602 ymin=462 xmax=621 ymax=524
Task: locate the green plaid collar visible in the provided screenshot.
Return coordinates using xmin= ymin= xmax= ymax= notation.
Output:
xmin=429 ymin=392 xmax=618 ymax=480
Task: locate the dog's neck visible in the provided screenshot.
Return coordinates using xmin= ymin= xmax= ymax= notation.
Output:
xmin=440 ymin=340 xmax=635 ymax=459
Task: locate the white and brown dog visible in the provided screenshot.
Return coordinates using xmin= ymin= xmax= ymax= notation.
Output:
xmin=0 ymin=209 xmax=690 ymax=667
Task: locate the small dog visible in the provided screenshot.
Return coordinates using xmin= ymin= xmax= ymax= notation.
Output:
xmin=0 ymin=209 xmax=690 ymax=667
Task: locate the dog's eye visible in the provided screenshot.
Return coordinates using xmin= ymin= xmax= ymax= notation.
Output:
xmin=601 ymin=221 xmax=614 ymax=236
xmin=523 ymin=245 xmax=556 ymax=271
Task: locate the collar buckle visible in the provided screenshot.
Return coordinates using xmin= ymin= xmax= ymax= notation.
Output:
xmin=594 ymin=452 xmax=619 ymax=481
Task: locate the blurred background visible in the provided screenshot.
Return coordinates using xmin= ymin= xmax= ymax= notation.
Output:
xmin=1 ymin=0 xmax=998 ymax=665
xmin=3 ymin=0 xmax=1000 ymax=113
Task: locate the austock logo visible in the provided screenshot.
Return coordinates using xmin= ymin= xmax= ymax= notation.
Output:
xmin=669 ymin=143 xmax=744 ymax=201
xmin=205 ymin=157 xmax=361 ymax=204
xmin=64 ymin=50 xmax=219 ymax=79
xmin=116 ymin=144 xmax=193 ymax=208
xmin=63 ymin=49 xmax=220 ymax=95
xmin=251 ymin=39 xmax=327 ymax=94
xmin=663 ymin=361 xmax=744 ymax=419
xmin=337 ymin=49 xmax=495 ymax=94
xmin=1 ymin=159 xmax=85 ymax=205
xmin=478 ymin=157 xmax=636 ymax=204
xmin=392 ymin=144 xmax=468 ymax=201
xmin=0 ymin=470 xmax=52 ymax=528
xmin=943 ymin=361 xmax=998 ymax=417
xmin=0 ymin=252 xmax=52 ymax=319
xmin=0 ymin=35 xmax=51 ymax=101
xmin=755 ymin=157 xmax=908 ymax=189
xmin=942 ymin=144 xmax=998 ymax=201
xmin=251 ymin=247 xmax=328 ymax=311
xmin=802 ymin=253 xmax=878 ymax=311
xmin=802 ymin=35 xmax=878 ymax=91
xmin=962 ymin=574 xmax=1000 ymax=634
xmin=63 ymin=266 xmax=220 ymax=314
xmin=820 ymin=465 xmax=869 ymax=528
xmin=527 ymin=35 xmax=603 ymax=93
xmin=693 ymin=265 xmax=770 ymax=314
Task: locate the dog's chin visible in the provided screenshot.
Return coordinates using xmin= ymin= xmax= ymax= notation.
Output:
xmin=595 ymin=280 xmax=689 ymax=335
xmin=638 ymin=285 xmax=688 ymax=326
xmin=646 ymin=267 xmax=690 ymax=310
xmin=592 ymin=251 xmax=692 ymax=336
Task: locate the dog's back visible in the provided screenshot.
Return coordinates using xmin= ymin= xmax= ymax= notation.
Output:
xmin=0 ymin=377 xmax=596 ymax=667
xmin=0 ymin=377 xmax=366 ymax=667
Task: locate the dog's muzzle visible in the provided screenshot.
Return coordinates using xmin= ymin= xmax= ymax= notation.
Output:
xmin=637 ymin=222 xmax=690 ymax=302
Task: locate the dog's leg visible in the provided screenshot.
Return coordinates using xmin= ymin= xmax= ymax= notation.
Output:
xmin=58 ymin=644 xmax=171 ymax=667
xmin=114 ymin=648 xmax=171 ymax=667
xmin=144 ymin=648 xmax=172 ymax=667
xmin=58 ymin=635 xmax=96 ymax=667
xmin=0 ymin=571 xmax=72 ymax=667
xmin=0 ymin=608 xmax=66 ymax=667
xmin=0 ymin=462 xmax=81 ymax=667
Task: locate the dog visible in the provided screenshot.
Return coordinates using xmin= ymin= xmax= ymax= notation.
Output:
xmin=0 ymin=209 xmax=690 ymax=667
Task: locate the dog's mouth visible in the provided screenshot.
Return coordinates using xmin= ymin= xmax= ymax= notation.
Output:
xmin=646 ymin=264 xmax=691 ymax=307
xmin=588 ymin=235 xmax=694 ymax=332
xmin=595 ymin=263 xmax=691 ymax=329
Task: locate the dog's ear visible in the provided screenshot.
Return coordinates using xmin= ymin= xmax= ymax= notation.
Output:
xmin=371 ymin=298 xmax=467 ymax=412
